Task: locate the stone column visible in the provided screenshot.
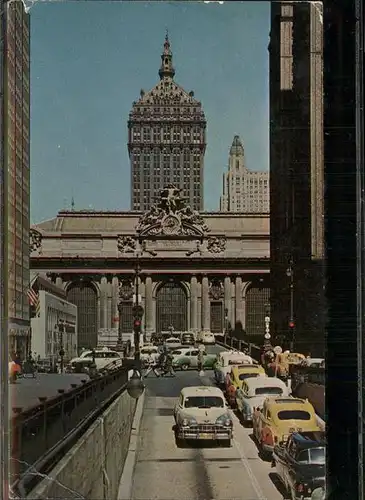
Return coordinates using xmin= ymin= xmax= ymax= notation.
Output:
xmin=107 ymin=280 xmax=112 ymax=329
xmin=100 ymin=276 xmax=108 ymax=329
xmin=241 ymin=282 xmax=251 ymax=330
xmin=190 ymin=275 xmax=198 ymax=333
xmin=224 ymin=276 xmax=231 ymax=331
xmin=145 ymin=275 xmax=153 ymax=336
xmin=111 ymin=276 xmax=119 ymax=329
xmin=235 ymin=276 xmax=243 ymax=328
xmin=201 ymin=275 xmax=210 ymax=331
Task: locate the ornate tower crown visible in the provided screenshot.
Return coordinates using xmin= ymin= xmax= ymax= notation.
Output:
xmin=159 ymin=31 xmax=175 ymax=80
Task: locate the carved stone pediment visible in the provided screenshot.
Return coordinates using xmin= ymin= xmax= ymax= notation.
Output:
xmin=30 ymin=228 xmax=42 ymax=254
xmin=209 ymin=279 xmax=224 ymax=300
xmin=117 ymin=236 xmax=136 ymax=254
xmin=207 ymin=236 xmax=226 ymax=254
xmin=136 ymin=184 xmax=210 ymax=237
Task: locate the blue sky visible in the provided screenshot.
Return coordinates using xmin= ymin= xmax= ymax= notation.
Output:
xmin=30 ymin=1 xmax=270 ymax=223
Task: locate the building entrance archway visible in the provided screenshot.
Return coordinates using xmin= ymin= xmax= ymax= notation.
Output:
xmin=156 ymin=281 xmax=187 ymax=333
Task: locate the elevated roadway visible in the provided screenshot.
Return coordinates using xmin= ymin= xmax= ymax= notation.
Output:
xmin=129 ymin=367 xmax=283 ymax=500
xmin=9 ymin=373 xmax=90 ymax=415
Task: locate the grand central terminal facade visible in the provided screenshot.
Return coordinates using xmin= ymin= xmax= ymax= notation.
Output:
xmin=30 ymin=188 xmax=270 ymax=349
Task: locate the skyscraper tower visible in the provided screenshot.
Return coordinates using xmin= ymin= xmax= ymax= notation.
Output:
xmin=2 ymin=1 xmax=31 ymax=357
xmin=128 ymin=33 xmax=206 ymax=212
xmin=220 ymin=135 xmax=269 ymax=212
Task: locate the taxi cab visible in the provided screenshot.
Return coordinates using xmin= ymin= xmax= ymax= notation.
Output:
xmin=214 ymin=350 xmax=254 ymax=386
xmin=252 ymin=396 xmax=320 ymax=457
xmin=225 ymin=364 xmax=266 ymax=407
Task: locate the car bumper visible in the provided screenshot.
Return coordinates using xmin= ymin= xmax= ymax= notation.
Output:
xmin=177 ymin=426 xmax=232 ymax=440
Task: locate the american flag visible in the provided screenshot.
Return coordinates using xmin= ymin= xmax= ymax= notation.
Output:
xmin=27 ymin=287 xmax=40 ymax=317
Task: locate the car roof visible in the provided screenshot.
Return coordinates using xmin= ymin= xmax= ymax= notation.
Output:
xmin=181 ymin=386 xmax=224 ymax=397
xmin=232 ymin=364 xmax=261 ymax=372
xmin=265 ymin=396 xmax=314 ymax=411
xmin=243 ymin=376 xmax=286 ymax=389
xmin=291 ymin=431 xmax=326 ymax=448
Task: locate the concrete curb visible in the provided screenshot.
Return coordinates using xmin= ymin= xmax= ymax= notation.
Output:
xmin=117 ymin=390 xmax=145 ymax=500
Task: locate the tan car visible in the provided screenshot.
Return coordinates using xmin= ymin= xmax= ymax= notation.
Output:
xmin=173 ymin=385 xmax=233 ymax=447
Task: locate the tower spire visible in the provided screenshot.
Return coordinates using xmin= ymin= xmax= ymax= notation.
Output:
xmin=159 ymin=30 xmax=175 ymax=80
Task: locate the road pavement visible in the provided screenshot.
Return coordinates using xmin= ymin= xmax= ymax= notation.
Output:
xmin=130 ymin=363 xmax=283 ymax=500
xmin=9 ymin=373 xmax=90 ymax=415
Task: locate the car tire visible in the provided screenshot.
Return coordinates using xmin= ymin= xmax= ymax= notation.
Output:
xmin=180 ymin=363 xmax=189 ymax=371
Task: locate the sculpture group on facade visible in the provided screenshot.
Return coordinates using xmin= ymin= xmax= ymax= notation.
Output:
xmin=136 ymin=184 xmax=210 ymax=237
xmin=30 ymin=228 xmax=42 ymax=254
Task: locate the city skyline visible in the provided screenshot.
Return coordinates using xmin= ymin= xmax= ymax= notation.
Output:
xmin=30 ymin=1 xmax=270 ymax=223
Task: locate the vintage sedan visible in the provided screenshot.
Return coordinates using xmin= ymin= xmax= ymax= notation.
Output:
xmin=236 ymin=377 xmax=290 ymax=425
xmin=214 ymin=350 xmax=255 ymax=386
xmin=173 ymin=386 xmax=233 ymax=446
xmin=272 ymin=431 xmax=326 ymax=500
xmin=252 ymin=397 xmax=321 ymax=457
xmin=225 ymin=364 xmax=266 ymax=407
xmin=164 ymin=336 xmax=181 ymax=350
xmin=172 ymin=348 xmax=217 ymax=371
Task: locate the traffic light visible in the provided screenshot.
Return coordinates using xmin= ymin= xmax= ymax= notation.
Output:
xmin=133 ymin=319 xmax=142 ymax=333
xmin=288 ymin=320 xmax=295 ymax=329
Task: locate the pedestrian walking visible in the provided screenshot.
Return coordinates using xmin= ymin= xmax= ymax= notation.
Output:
xmin=143 ymin=352 xmax=160 ymax=378
xmin=197 ymin=347 xmax=205 ymax=376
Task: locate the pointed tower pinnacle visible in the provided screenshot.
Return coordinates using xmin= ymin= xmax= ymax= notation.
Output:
xmin=230 ymin=135 xmax=244 ymax=156
xmin=71 ymin=196 xmax=75 ymax=211
xmin=159 ymin=31 xmax=175 ymax=80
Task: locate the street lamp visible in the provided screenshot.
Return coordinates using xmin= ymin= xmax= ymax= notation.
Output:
xmin=57 ymin=320 xmax=65 ymax=373
xmin=224 ymin=308 xmax=229 ymax=343
xmin=126 ymin=248 xmax=145 ymax=399
xmin=286 ymin=258 xmax=295 ymax=351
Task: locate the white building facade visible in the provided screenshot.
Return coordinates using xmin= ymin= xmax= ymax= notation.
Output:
xmin=220 ymin=135 xmax=270 ymax=213
xmin=31 ymin=290 xmax=78 ymax=362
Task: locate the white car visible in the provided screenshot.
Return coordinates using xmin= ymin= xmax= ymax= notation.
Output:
xmin=164 ymin=337 xmax=181 ymax=350
xmin=214 ymin=350 xmax=254 ymax=385
xmin=173 ymin=385 xmax=233 ymax=447
xmin=235 ymin=376 xmax=290 ymax=425
xmin=140 ymin=345 xmax=160 ymax=362
xmin=70 ymin=348 xmax=122 ymax=371
xmin=197 ymin=331 xmax=215 ymax=345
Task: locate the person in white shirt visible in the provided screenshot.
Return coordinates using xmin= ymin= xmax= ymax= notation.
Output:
xmin=143 ymin=352 xmax=160 ymax=378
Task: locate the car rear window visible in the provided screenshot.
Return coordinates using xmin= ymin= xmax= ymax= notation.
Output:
xmin=254 ymin=387 xmax=283 ymax=395
xmin=277 ymin=410 xmax=311 ymax=420
xmin=184 ymin=396 xmax=224 ymax=409
xmin=297 ymin=447 xmax=325 ymax=464
xmin=239 ymin=373 xmax=260 ymax=380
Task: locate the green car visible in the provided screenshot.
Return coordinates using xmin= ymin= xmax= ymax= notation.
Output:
xmin=172 ymin=348 xmax=217 ymax=371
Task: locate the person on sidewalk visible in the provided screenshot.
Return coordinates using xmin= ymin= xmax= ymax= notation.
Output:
xmin=143 ymin=352 xmax=160 ymax=378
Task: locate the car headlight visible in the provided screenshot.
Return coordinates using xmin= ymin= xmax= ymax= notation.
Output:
xmin=181 ymin=416 xmax=197 ymax=427
xmin=216 ymin=414 xmax=233 ymax=427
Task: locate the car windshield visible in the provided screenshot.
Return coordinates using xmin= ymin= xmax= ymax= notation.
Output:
xmin=229 ymin=359 xmax=246 ymax=366
xmin=297 ymin=447 xmax=325 ymax=465
xmin=239 ymin=373 xmax=259 ymax=380
xmin=277 ymin=410 xmax=311 ymax=420
xmin=184 ymin=396 xmax=224 ymax=409
xmin=255 ymin=387 xmax=283 ymax=395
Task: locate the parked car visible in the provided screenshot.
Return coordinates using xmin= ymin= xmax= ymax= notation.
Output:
xmin=300 ymin=358 xmax=324 ymax=368
xmin=272 ymin=431 xmax=326 ymax=500
xmin=35 ymin=358 xmax=53 ymax=373
xmin=173 ymin=385 xmax=233 ymax=447
xmin=69 ymin=348 xmax=122 ymax=372
xmin=225 ymin=364 xmax=267 ymax=407
xmin=252 ymin=396 xmax=321 ymax=457
xmin=164 ymin=337 xmax=181 ymax=350
xmin=197 ymin=331 xmax=215 ymax=345
xmin=236 ymin=377 xmax=290 ymax=425
xmin=214 ymin=350 xmax=255 ymax=385
xmin=172 ymin=348 xmax=217 ymax=371
xmin=181 ymin=332 xmax=195 ymax=346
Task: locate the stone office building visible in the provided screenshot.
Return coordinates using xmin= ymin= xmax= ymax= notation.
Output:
xmin=30 ymin=188 xmax=270 ymax=349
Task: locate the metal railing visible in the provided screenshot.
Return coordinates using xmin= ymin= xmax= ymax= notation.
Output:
xmin=10 ymin=365 xmax=129 ymax=497
xmin=216 ymin=337 xmax=261 ymax=362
